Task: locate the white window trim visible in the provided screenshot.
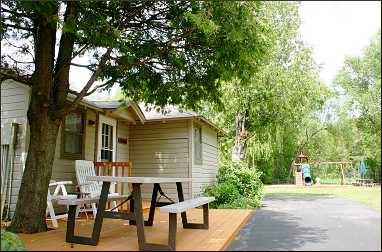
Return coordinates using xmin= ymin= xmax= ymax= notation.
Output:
xmin=194 ymin=124 xmax=203 ymax=165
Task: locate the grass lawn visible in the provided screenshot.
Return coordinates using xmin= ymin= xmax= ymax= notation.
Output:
xmin=264 ymin=185 xmax=381 ymax=212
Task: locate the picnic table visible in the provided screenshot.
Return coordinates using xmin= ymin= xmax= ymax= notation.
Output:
xmin=352 ymin=178 xmax=375 ymax=187
xmin=58 ymin=176 xmax=214 ymax=251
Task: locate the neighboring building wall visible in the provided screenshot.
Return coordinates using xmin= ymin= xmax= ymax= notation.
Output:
xmin=1 ymin=79 xmax=31 ymax=216
xmin=129 ymin=120 xmax=191 ymax=200
xmin=191 ymin=120 xmax=218 ymax=197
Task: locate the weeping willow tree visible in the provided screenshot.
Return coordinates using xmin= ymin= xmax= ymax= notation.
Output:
xmin=200 ymin=1 xmax=329 ymax=183
xmin=300 ymin=31 xmax=381 ymax=182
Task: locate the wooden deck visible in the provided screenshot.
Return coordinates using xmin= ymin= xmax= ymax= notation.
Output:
xmin=19 ymin=209 xmax=253 ymax=251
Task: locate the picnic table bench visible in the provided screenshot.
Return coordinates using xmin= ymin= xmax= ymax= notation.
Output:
xmin=58 ymin=176 xmax=215 ymax=251
xmin=352 ymin=178 xmax=375 ymax=187
xmin=159 ymin=196 xmax=215 ymax=250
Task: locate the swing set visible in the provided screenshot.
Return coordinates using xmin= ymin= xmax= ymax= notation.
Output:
xmin=292 ymin=150 xmax=356 ymax=186
xmin=308 ymin=161 xmax=354 ymax=185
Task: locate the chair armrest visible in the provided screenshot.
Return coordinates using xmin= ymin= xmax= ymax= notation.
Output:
xmin=49 ymin=181 xmax=73 ymax=186
xmin=52 ymin=194 xmax=78 ymax=200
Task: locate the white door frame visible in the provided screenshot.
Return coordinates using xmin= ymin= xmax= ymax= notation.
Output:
xmin=97 ymin=114 xmax=117 ymax=162
xmin=97 ymin=114 xmax=117 ymax=192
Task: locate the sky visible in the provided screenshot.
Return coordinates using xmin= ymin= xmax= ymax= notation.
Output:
xmin=56 ymin=1 xmax=382 ymax=97
xmin=298 ymin=1 xmax=381 ymax=86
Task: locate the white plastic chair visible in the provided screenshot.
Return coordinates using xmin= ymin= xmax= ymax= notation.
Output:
xmin=75 ymin=160 xmax=118 ymax=217
xmin=46 ymin=180 xmax=77 ymax=228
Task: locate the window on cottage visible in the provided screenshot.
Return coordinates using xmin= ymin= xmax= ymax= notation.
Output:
xmin=194 ymin=125 xmax=202 ymax=164
xmin=62 ymin=111 xmax=84 ymax=159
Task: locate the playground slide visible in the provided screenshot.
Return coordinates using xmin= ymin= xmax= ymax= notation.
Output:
xmin=301 ymin=164 xmax=312 ymax=185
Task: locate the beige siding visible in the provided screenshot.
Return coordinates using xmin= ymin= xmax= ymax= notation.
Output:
xmin=49 ymin=109 xmax=96 ymax=213
xmin=84 ymin=110 xmax=96 ymax=161
xmin=1 ymin=80 xmax=31 ymax=216
xmin=51 ymin=109 xmax=97 ymax=193
xmin=116 ymin=121 xmax=129 ymax=162
xmin=192 ymin=121 xmax=218 ymax=197
xmin=1 ymin=80 xmax=219 ymax=217
xmin=53 ymin=113 xmax=130 ymax=191
xmin=129 ymin=120 xmax=191 ymax=200
xmin=51 ymin=127 xmax=76 ymax=187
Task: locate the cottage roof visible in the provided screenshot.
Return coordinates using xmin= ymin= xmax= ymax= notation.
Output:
xmin=139 ymin=103 xmax=225 ymax=136
xmin=140 ymin=104 xmax=198 ymax=120
xmin=85 ymin=100 xmax=123 ymax=109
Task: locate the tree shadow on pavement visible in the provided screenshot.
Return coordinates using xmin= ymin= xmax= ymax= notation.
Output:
xmin=226 ymin=207 xmax=329 ymax=251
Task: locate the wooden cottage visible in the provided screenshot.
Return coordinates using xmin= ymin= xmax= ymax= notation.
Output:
xmin=1 ymin=78 xmax=222 ymax=217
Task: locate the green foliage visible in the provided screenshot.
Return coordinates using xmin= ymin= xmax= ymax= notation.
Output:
xmin=1 ymin=230 xmax=25 ymax=251
xmin=333 ymin=31 xmax=381 ymax=166
xmin=2 ymin=0 xmax=273 ymax=110
xmin=204 ymin=160 xmax=264 ymax=209
xmin=199 ymin=7 xmax=380 ymax=187
xmin=199 ymin=1 xmax=329 ymax=184
xmin=304 ymin=31 xmax=381 ymax=182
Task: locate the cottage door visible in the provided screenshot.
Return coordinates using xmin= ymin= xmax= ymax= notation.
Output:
xmin=97 ymin=114 xmax=117 ymax=192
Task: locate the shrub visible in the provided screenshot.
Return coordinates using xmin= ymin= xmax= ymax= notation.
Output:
xmin=1 ymin=229 xmax=25 ymax=251
xmin=204 ymin=160 xmax=264 ymax=208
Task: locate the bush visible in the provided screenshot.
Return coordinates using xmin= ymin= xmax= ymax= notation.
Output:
xmin=204 ymin=160 xmax=264 ymax=208
xmin=1 ymin=230 xmax=25 ymax=251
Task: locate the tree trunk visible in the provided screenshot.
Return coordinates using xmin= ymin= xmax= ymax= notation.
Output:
xmin=8 ymin=115 xmax=61 ymax=233
xmin=8 ymin=3 xmax=61 ymax=233
xmin=274 ymin=126 xmax=282 ymax=183
xmin=340 ymin=163 xmax=345 ymax=185
xmin=232 ymin=111 xmax=248 ymax=162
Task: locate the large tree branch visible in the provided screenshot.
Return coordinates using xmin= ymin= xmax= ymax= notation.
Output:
xmin=53 ymin=1 xmax=79 ymax=115
xmin=55 ymin=3 xmax=146 ymax=114
xmin=59 ymin=3 xmax=147 ymax=103
xmin=0 ymin=67 xmax=32 ymax=83
xmin=120 ymin=3 xmax=146 ymax=28
xmin=70 ymin=62 xmax=96 ymax=71
xmin=6 ymin=55 xmax=34 ymax=64
xmin=28 ymin=2 xmax=59 ymax=109
xmin=85 ymin=79 xmax=115 ymax=96
xmin=71 ymin=44 xmax=90 ymax=60
xmin=65 ymin=47 xmax=113 ymax=113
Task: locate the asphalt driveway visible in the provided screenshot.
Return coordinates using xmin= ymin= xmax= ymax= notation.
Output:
xmin=227 ymin=195 xmax=381 ymax=251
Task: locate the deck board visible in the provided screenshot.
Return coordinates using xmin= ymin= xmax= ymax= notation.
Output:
xmin=19 ymin=209 xmax=252 ymax=251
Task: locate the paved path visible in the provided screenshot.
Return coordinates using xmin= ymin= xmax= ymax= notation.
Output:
xmin=227 ymin=195 xmax=381 ymax=251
